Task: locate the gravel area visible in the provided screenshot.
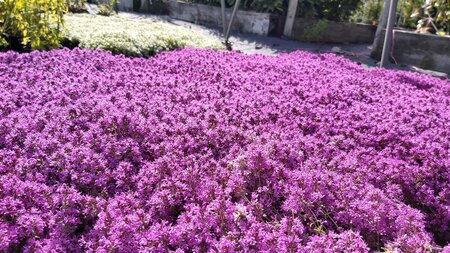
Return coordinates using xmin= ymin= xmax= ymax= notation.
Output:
xmin=113 ymin=10 xmax=448 ymax=78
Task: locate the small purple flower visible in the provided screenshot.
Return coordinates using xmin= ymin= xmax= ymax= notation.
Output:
xmin=0 ymin=47 xmax=448 ymax=251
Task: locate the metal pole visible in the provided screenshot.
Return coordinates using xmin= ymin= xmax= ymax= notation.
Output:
xmin=224 ymin=0 xmax=241 ymax=49
xmin=380 ymin=0 xmax=398 ymax=67
xmin=220 ymin=0 xmax=227 ymax=36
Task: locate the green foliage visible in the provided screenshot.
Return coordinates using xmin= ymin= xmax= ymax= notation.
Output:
xmin=351 ymin=0 xmax=383 ymax=24
xmin=97 ymin=0 xmax=119 ymax=16
xmin=184 ymin=0 xmax=283 ymax=13
xmin=301 ymin=19 xmax=328 ymax=42
xmin=63 ymin=14 xmax=225 ymax=57
xmin=354 ymin=0 xmax=450 ymax=34
xmin=416 ymin=0 xmax=450 ymax=34
xmin=67 ymin=0 xmax=87 ymax=13
xmin=397 ymin=0 xmax=422 ymax=29
xmin=396 ymin=0 xmax=450 ymax=34
xmin=250 ymin=0 xmax=283 ymax=13
xmin=184 ymin=0 xmax=364 ymax=21
xmin=98 ymin=4 xmax=115 ymax=16
xmin=0 ymin=0 xmax=67 ymax=50
xmin=297 ymin=0 xmax=363 ymax=22
xmin=353 ymin=0 xmax=421 ymax=27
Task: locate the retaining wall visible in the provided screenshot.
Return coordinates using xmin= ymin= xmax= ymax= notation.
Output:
xmin=117 ymin=0 xmax=133 ymax=11
xmin=372 ymin=30 xmax=450 ymax=74
xmin=118 ymin=0 xmax=272 ymax=35
xmin=118 ymin=1 xmax=378 ymax=43
xmin=167 ymin=1 xmax=271 ymax=35
xmin=290 ymin=18 xmax=376 ymax=44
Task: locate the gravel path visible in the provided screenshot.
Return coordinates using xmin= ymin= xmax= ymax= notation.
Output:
xmin=116 ymin=11 xmax=448 ymax=78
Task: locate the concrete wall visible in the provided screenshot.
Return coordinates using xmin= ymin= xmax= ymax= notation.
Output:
xmin=166 ymin=1 xmax=271 ymax=35
xmin=291 ymin=18 xmax=376 ymax=44
xmin=117 ymin=0 xmax=271 ymax=35
xmin=372 ymin=30 xmax=450 ymax=74
xmin=117 ymin=1 xmax=375 ymax=41
xmin=117 ymin=0 xmax=133 ymax=12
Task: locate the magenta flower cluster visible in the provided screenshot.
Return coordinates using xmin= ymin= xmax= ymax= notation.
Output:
xmin=0 ymin=48 xmax=449 ymax=252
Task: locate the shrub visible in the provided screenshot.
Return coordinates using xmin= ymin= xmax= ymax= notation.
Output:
xmin=67 ymin=0 xmax=88 ymax=13
xmin=97 ymin=4 xmax=116 ymax=16
xmin=63 ymin=14 xmax=224 ymax=56
xmin=301 ymin=19 xmax=328 ymax=42
xmin=185 ymin=0 xmax=283 ymax=13
xmin=186 ymin=0 xmax=361 ymax=21
xmin=297 ymin=0 xmax=362 ymax=22
xmin=0 ymin=0 xmax=66 ymax=50
xmin=0 ymin=48 xmax=449 ymax=251
xmin=97 ymin=0 xmax=119 ymax=16
xmin=354 ymin=0 xmax=450 ymax=34
xmin=415 ymin=0 xmax=450 ymax=34
xmin=351 ymin=0 xmax=383 ymax=24
xmin=249 ymin=0 xmax=283 ymax=13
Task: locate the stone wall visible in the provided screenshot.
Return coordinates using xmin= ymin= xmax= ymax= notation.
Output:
xmin=372 ymin=30 xmax=450 ymax=74
xmin=166 ymin=1 xmax=271 ymax=36
xmin=117 ymin=0 xmax=272 ymax=35
xmin=290 ymin=18 xmax=376 ymax=44
xmin=117 ymin=0 xmax=133 ymax=12
xmin=117 ymin=1 xmax=377 ymax=42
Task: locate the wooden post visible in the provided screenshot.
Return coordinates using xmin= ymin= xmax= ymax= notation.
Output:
xmin=283 ymin=0 xmax=298 ymax=37
xmin=380 ymin=0 xmax=398 ymax=67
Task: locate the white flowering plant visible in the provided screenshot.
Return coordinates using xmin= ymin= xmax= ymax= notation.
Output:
xmin=63 ymin=14 xmax=225 ymax=56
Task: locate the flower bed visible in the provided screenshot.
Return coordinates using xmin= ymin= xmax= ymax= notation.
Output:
xmin=63 ymin=14 xmax=224 ymax=57
xmin=0 ymin=48 xmax=449 ymax=252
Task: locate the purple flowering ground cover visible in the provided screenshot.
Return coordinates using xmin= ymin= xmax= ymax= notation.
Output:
xmin=0 ymin=48 xmax=449 ymax=252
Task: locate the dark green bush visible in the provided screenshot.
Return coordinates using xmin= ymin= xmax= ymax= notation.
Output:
xmin=302 ymin=19 xmax=328 ymax=41
xmin=297 ymin=0 xmax=362 ymax=22
xmin=185 ymin=0 xmax=362 ymax=21
xmin=351 ymin=0 xmax=383 ymax=24
xmin=184 ymin=0 xmax=283 ymax=13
